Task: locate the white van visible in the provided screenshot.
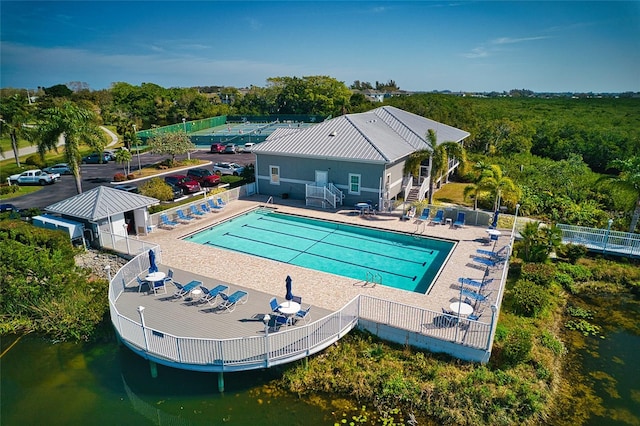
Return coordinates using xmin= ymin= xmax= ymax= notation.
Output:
xmin=242 ymin=142 xmax=255 ymax=152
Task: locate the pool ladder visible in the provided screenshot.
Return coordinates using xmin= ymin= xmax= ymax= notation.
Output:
xmin=365 ymin=271 xmax=382 ymax=287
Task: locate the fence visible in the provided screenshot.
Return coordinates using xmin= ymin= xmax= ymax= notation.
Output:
xmin=136 ymin=116 xmax=227 ymax=141
xmin=558 ymin=223 xmax=640 ymax=258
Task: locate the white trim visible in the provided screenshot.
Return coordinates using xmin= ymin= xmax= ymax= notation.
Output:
xmin=348 ymin=173 xmax=361 ymax=195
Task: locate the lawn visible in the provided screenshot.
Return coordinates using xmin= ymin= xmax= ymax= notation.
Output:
xmin=433 ymin=182 xmax=473 ymax=206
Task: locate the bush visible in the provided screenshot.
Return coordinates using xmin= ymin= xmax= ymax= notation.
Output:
xmin=521 ymin=263 xmax=556 ymax=287
xmin=126 ymin=173 xmax=136 ymax=180
xmin=554 ymin=272 xmax=576 ymax=294
xmin=25 ymin=154 xmax=46 ymax=169
xmin=502 ymin=328 xmax=533 ymax=366
xmin=139 ymin=177 xmax=174 ymax=202
xmin=556 ymin=243 xmax=588 ymax=263
xmin=557 ymin=262 xmax=592 ymax=282
xmin=511 ymin=280 xmax=550 ymax=317
xmin=113 ymin=173 xmax=126 ymax=182
xmin=0 ymin=185 xmax=21 ymax=195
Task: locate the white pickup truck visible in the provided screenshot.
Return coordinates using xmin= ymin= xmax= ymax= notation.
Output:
xmin=9 ymin=169 xmax=60 ymax=185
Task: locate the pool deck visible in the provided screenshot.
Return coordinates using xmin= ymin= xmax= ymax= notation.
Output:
xmin=123 ymin=196 xmax=509 ymax=341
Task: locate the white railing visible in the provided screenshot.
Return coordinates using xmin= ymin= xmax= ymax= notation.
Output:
xmin=109 ymin=252 xmax=360 ymax=371
xmin=558 ymin=224 xmax=640 ymax=258
xmin=100 ymin=232 xmax=160 ymax=257
xmin=327 ymin=183 xmax=344 ymax=205
xmin=305 ymin=184 xmax=337 ymax=208
xmin=109 ymin=250 xmax=495 ymax=371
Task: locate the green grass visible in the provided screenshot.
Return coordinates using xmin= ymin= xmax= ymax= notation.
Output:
xmin=0 ymin=136 xmax=32 ymax=153
xmin=0 ymin=185 xmax=43 ymax=200
xmin=433 ymin=182 xmax=473 ymax=206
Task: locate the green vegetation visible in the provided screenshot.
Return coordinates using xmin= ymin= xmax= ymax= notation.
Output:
xmin=0 ymin=220 xmax=108 ymax=340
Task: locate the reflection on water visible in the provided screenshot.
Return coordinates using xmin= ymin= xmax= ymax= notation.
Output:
xmin=0 ymin=335 xmax=335 ymax=425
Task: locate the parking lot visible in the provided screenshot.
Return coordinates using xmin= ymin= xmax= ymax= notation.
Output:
xmin=8 ymin=149 xmax=256 ymax=210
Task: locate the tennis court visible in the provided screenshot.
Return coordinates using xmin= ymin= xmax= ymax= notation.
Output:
xmin=184 ymin=209 xmax=455 ymax=293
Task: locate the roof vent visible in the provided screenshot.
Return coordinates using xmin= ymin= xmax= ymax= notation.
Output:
xmin=329 ymin=131 xmax=337 ymax=137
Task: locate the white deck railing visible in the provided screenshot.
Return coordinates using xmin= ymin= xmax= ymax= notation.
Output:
xmin=305 ymin=184 xmax=337 ymax=208
xmin=558 ymin=223 xmax=640 ymax=258
xmin=109 ymin=251 xmax=495 ymax=372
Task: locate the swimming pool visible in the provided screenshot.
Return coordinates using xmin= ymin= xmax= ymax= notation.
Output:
xmin=184 ymin=210 xmax=455 ymax=293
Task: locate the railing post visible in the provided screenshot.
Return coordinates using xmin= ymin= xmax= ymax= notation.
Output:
xmin=263 ymin=314 xmax=270 ymax=368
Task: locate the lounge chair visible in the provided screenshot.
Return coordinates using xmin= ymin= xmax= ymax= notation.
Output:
xmin=218 ymin=290 xmax=249 ymax=312
xmin=458 ymin=277 xmax=494 ymax=289
xmin=199 ymin=284 xmax=228 ymax=304
xmin=453 ymin=212 xmax=465 ymax=228
xmin=473 ymin=256 xmax=502 ymax=268
xmin=176 ymin=210 xmax=195 ymax=223
xmin=294 ymin=305 xmax=311 ymax=324
xmin=417 ymin=208 xmax=430 ymax=222
xmin=269 ymin=297 xmax=280 ymax=313
xmin=431 ymin=209 xmax=444 ymax=225
xmin=461 ymin=288 xmax=490 ymax=303
xmin=207 ymin=199 xmax=223 ymax=211
xmin=190 ymin=205 xmax=205 ymax=218
xmin=476 ymin=245 xmax=510 ymax=260
xmin=200 ymin=203 xmax=212 ymax=213
xmin=401 ymin=206 xmax=416 ymax=221
xmin=172 ymin=280 xmax=202 ymax=299
xmin=216 ymin=197 xmax=227 ymax=208
xmin=160 ymin=214 xmax=179 ymax=229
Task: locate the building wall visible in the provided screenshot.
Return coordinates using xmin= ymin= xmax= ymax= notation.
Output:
xmin=255 ymin=153 xmax=405 ymax=206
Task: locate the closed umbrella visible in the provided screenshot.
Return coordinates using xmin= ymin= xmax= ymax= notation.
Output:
xmin=148 ymin=249 xmax=158 ymax=273
xmin=285 ymin=275 xmax=293 ymax=301
xmin=490 ymin=210 xmax=500 ymax=229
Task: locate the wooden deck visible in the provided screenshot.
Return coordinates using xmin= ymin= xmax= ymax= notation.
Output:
xmin=114 ymin=266 xmax=333 ymax=339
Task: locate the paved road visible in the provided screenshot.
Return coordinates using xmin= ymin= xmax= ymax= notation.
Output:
xmin=9 ymin=150 xmax=255 ymax=210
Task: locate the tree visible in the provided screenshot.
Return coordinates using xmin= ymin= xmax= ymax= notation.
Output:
xmin=518 ymin=221 xmax=562 ymax=263
xmin=0 ymin=94 xmax=31 ymax=167
xmin=148 ymin=131 xmax=195 ymax=166
xmin=114 ymin=148 xmax=132 ymax=176
xmin=477 ymin=164 xmax=521 ymax=211
xmin=404 ymin=129 xmax=467 ymax=204
xmin=463 ymin=161 xmax=493 ymax=210
xmin=43 ymin=84 xmax=73 ymax=98
xmin=607 ymin=156 xmax=640 ymax=232
xmin=36 ymin=100 xmax=105 ymax=194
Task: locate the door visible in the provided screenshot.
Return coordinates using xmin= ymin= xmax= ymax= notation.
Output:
xmin=315 ymin=170 xmax=328 ymax=187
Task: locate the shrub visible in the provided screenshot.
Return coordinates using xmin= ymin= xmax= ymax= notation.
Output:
xmin=25 ymin=154 xmax=46 ymax=169
xmin=126 ymin=173 xmax=136 ymax=180
xmin=556 ymin=243 xmax=588 ymax=264
xmin=0 ymin=185 xmax=21 ymax=195
xmin=502 ymin=328 xmax=533 ymax=365
xmin=511 ymin=280 xmax=550 ymax=317
xmin=113 ymin=173 xmax=126 ymax=182
xmin=521 ymin=263 xmax=556 ymax=287
xmin=139 ymin=177 xmax=174 ymax=202
xmin=556 ymin=262 xmax=592 ymax=282
xmin=554 ymin=272 xmax=576 ymax=294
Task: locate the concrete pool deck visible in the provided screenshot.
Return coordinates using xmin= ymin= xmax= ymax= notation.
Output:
xmin=139 ymin=196 xmax=510 ymax=316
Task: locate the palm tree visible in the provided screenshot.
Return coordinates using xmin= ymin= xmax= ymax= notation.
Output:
xmin=463 ymin=161 xmax=494 ymax=210
xmin=36 ymin=100 xmax=105 ymax=194
xmin=404 ymin=129 xmax=467 ymax=204
xmin=520 ymin=221 xmax=563 ymax=262
xmin=607 ymin=156 xmax=640 ymax=232
xmin=477 ymin=164 xmax=521 ymax=211
xmin=115 ymin=148 xmax=132 ymax=176
xmin=0 ymin=94 xmax=31 ymax=167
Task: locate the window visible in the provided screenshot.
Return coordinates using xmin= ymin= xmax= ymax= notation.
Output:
xmin=270 ymin=166 xmax=280 ymax=185
xmin=348 ymin=173 xmax=361 ymax=195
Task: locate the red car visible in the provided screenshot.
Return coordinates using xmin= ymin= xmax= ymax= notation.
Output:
xmin=210 ymin=143 xmax=225 ymax=153
xmin=164 ymin=175 xmax=202 ymax=194
xmin=186 ymin=168 xmax=221 ymax=187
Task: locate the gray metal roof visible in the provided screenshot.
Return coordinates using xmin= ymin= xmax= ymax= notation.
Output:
xmin=252 ymin=106 xmax=470 ymax=163
xmin=45 ymin=186 xmax=159 ymax=221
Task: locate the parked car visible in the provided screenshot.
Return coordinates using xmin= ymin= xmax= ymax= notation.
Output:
xmin=164 ymin=175 xmax=202 ymax=194
xmin=223 ymin=144 xmax=237 ymax=154
xmin=213 ymin=162 xmax=245 ymax=176
xmin=186 ymin=168 xmax=221 ymax=187
xmin=103 ymin=150 xmax=117 ymax=161
xmin=238 ymin=142 xmax=255 ymax=152
xmin=82 ymin=153 xmax=110 ymax=164
xmin=43 ymin=163 xmax=72 ymax=175
xmin=0 ymin=203 xmax=19 ymax=213
xmin=165 ymin=182 xmax=184 ymax=199
xmin=210 ymin=143 xmax=225 ymax=153
xmin=113 ymin=184 xmax=138 ymax=193
xmin=9 ymin=169 xmax=60 ymax=185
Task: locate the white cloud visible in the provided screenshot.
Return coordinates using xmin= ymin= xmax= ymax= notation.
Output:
xmin=491 ymin=36 xmax=551 ymax=45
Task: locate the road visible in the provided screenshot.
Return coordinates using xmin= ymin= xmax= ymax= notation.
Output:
xmin=8 ymin=150 xmax=256 ymax=210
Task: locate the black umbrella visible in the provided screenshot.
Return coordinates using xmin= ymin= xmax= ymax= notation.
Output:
xmin=148 ymin=249 xmax=158 ymax=273
xmin=285 ymin=275 xmax=293 ymax=301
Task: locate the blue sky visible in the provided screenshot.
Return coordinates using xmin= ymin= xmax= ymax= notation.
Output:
xmin=1 ymin=1 xmax=639 ymax=92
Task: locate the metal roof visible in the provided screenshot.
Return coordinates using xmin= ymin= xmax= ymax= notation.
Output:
xmin=45 ymin=186 xmax=159 ymax=221
xmin=252 ymin=106 xmax=470 ymax=163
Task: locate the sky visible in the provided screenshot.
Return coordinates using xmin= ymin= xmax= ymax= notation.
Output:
xmin=1 ymin=1 xmax=639 ymax=93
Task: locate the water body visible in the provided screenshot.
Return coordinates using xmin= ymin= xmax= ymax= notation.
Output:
xmin=1 ymin=335 xmax=338 ymax=425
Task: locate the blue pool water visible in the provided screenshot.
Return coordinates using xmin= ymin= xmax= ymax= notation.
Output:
xmin=184 ymin=210 xmax=455 ymax=293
